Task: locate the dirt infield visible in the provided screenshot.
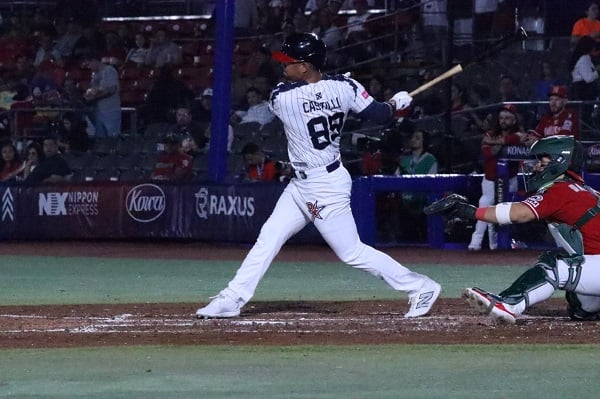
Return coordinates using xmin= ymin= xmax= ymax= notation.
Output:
xmin=1 ymin=241 xmax=598 ymax=348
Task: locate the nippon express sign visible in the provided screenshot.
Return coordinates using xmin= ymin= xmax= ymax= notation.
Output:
xmin=38 ymin=191 xmax=99 ymax=216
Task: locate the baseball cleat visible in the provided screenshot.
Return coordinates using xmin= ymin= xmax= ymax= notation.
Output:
xmin=404 ymin=279 xmax=441 ymax=318
xmin=196 ymin=292 xmax=242 ymax=319
xmin=462 ymin=287 xmax=517 ymax=324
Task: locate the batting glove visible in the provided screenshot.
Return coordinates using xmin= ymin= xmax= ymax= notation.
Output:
xmin=390 ymin=91 xmax=412 ymax=111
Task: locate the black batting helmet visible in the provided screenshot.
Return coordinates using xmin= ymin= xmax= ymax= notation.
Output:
xmin=272 ymin=33 xmax=326 ymax=70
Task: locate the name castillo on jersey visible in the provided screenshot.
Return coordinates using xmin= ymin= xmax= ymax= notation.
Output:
xmin=302 ymin=94 xmax=342 ymax=113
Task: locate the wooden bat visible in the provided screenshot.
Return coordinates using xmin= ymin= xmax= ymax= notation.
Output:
xmin=408 ymin=64 xmax=463 ymax=97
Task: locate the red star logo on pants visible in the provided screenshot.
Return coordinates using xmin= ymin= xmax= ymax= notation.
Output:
xmin=306 ymin=200 xmax=325 ymax=221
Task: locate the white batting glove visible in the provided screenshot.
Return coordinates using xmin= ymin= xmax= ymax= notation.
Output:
xmin=390 ymin=91 xmax=412 ymax=111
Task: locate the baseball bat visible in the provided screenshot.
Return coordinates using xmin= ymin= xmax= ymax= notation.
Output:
xmin=408 ymin=64 xmax=463 ymax=97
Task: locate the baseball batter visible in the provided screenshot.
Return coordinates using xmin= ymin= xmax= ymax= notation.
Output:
xmin=197 ymin=33 xmax=441 ymax=319
xmin=426 ymin=136 xmax=600 ymax=324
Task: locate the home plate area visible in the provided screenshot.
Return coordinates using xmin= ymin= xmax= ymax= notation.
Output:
xmin=0 ymin=300 xmax=598 ymax=348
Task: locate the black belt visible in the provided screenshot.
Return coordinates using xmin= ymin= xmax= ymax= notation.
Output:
xmin=293 ymin=160 xmax=340 ymax=179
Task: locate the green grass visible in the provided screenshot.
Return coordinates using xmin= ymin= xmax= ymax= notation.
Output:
xmin=0 ymin=255 xmax=533 ymax=305
xmin=1 ymin=345 xmax=598 ymax=399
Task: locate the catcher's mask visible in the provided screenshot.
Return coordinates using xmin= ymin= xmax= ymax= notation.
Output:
xmin=523 ymin=135 xmax=585 ymax=192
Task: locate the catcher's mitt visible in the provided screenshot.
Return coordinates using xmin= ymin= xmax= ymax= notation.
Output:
xmin=423 ymin=194 xmax=471 ymax=216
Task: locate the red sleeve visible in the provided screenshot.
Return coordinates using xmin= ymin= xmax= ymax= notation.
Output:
xmin=504 ymin=133 xmax=521 ymax=145
xmin=262 ymin=161 xmax=279 ymax=181
xmin=481 ymin=145 xmax=494 ymax=159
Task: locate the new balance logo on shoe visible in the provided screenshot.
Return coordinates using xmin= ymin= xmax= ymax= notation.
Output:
xmin=404 ymin=280 xmax=441 ymax=318
xmin=415 ymin=291 xmax=435 ymax=309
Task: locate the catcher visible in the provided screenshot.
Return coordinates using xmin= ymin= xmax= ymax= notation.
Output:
xmin=425 ymin=135 xmax=600 ymax=323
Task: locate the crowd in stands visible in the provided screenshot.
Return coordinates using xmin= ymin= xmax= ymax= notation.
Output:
xmin=0 ymin=0 xmax=598 ymax=185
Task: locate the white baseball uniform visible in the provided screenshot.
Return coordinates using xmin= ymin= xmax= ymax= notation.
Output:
xmin=222 ymin=74 xmax=435 ymax=305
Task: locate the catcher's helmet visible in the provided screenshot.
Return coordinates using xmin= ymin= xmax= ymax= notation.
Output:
xmin=272 ymin=32 xmax=326 ymax=70
xmin=525 ymin=135 xmax=585 ymax=192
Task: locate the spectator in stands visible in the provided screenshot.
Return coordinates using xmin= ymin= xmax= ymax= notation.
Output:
xmin=345 ymin=0 xmax=371 ymax=61
xmin=524 ymin=86 xmax=579 ymax=146
xmin=468 ymin=105 xmax=525 ymax=251
xmin=83 ymin=52 xmax=121 ymax=137
xmin=30 ymin=59 xmax=61 ymax=102
xmin=240 ymin=141 xmax=290 ymax=182
xmin=26 ymin=136 xmax=72 ymax=183
xmin=150 ymin=133 xmax=193 ymax=182
xmin=569 ymin=35 xmax=599 ymax=101
xmin=311 ymin=8 xmax=343 ymax=67
xmin=72 ymin=25 xmax=105 ymax=62
xmin=33 ymin=31 xmax=63 ymax=68
xmin=450 ymin=82 xmax=469 ymax=112
xmin=234 ymin=0 xmax=259 ymax=37
xmin=466 ymin=82 xmax=493 ymax=131
xmin=394 ymin=129 xmax=438 ymax=242
xmin=191 ymin=87 xmax=213 ymax=125
xmin=230 ymin=86 xmax=275 ymax=128
xmin=116 ymin=24 xmax=134 ymax=51
xmin=0 ymin=142 xmax=22 ymax=182
xmin=167 ymin=106 xmax=209 ymax=155
xmin=53 ymin=19 xmax=82 ymax=61
xmin=19 ymin=142 xmax=44 ymax=181
xmin=144 ymin=64 xmax=194 ymax=124
xmin=101 ymin=31 xmax=127 ymax=67
xmin=203 ymin=122 xmax=235 ymax=154
xmin=123 ymin=33 xmax=150 ymax=67
xmin=497 ymin=74 xmax=522 ymax=102
xmin=534 ymin=60 xmax=562 ymax=102
xmin=144 ymin=28 xmax=182 ymax=69
xmin=571 ymin=1 xmax=600 ymax=46
xmin=368 ymin=75 xmax=385 ymax=102
xmin=257 ymin=0 xmax=282 ymax=35
xmin=60 ymin=76 xmax=85 ymax=108
xmin=1 ymin=54 xmax=35 ymax=93
xmin=304 ymin=0 xmax=329 ymax=15
xmin=420 ymin=0 xmax=448 ymax=62
xmin=57 ymin=112 xmax=90 ymax=154
xmin=278 ymin=0 xmax=305 ymax=23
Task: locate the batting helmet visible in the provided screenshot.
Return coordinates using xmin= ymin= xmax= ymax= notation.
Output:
xmin=272 ymin=33 xmax=326 ymax=70
xmin=526 ymin=135 xmax=586 ymax=192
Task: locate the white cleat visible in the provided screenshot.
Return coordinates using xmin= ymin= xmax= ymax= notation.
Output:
xmin=404 ymin=279 xmax=441 ymax=318
xmin=462 ymin=287 xmax=517 ymax=324
xmin=196 ymin=292 xmax=242 ymax=319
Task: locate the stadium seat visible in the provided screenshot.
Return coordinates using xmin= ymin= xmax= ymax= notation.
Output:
xmin=116 ymin=153 xmax=143 ymax=171
xmin=144 ymin=122 xmax=169 ymax=138
xmin=66 ymin=152 xmax=95 ymax=171
xmin=94 ymin=167 xmax=121 ymax=181
xmin=119 ymin=168 xmax=146 ymax=182
xmin=92 ymin=137 xmax=119 ymax=156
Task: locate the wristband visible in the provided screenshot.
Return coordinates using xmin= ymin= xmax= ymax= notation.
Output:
xmin=495 ymin=202 xmax=512 ymax=225
xmin=475 ymin=207 xmax=487 ymax=220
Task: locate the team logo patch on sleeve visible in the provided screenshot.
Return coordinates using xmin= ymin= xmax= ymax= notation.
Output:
xmin=361 ymin=90 xmax=369 ymax=99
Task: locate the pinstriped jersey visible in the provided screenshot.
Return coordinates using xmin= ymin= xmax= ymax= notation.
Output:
xmin=269 ymin=73 xmax=373 ymax=170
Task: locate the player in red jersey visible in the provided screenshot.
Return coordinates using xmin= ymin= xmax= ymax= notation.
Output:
xmin=524 ymin=85 xmax=579 ymax=146
xmin=150 ymin=134 xmax=193 ymax=181
xmin=430 ymin=136 xmax=600 ymax=323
